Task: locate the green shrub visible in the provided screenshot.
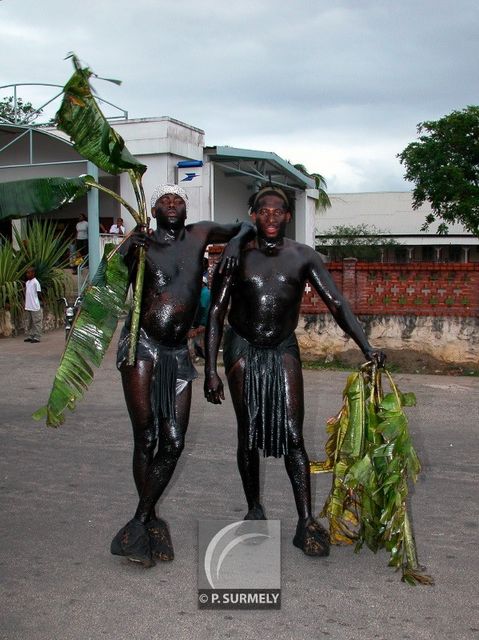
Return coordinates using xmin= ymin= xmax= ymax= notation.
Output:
xmin=14 ymin=219 xmax=71 ymax=318
xmin=0 ymin=239 xmax=26 ymax=323
xmin=0 ymin=220 xmax=71 ymax=329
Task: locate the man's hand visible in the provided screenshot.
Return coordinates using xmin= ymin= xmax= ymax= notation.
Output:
xmin=217 ymin=237 xmax=241 ymax=274
xmin=130 ymin=225 xmax=152 ymax=251
xmin=204 ymin=372 xmax=225 ymax=404
xmin=364 ymin=348 xmax=387 ymax=368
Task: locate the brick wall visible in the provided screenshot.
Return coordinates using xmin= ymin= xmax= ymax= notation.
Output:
xmin=208 ymin=246 xmax=479 ymax=318
xmin=301 ymin=259 xmax=479 ymax=317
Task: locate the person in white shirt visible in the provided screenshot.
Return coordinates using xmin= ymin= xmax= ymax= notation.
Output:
xmin=24 ymin=267 xmax=43 ymax=343
xmin=76 ymin=214 xmax=88 ymax=258
xmin=109 ymin=217 xmax=125 ymax=235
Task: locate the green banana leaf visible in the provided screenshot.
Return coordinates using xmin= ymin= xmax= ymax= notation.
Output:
xmin=56 ymin=54 xmax=146 ymax=179
xmin=33 ymin=243 xmax=129 ymax=427
xmin=56 ymin=54 xmax=148 ymax=366
xmin=0 ymin=176 xmax=92 ymax=221
xmin=341 ymin=373 xmax=366 ymax=457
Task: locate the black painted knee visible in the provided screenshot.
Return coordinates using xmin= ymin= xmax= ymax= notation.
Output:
xmin=133 ymin=425 xmax=157 ymax=457
xmin=162 ymin=435 xmax=185 ymax=461
xmin=287 ymin=433 xmax=306 ymax=452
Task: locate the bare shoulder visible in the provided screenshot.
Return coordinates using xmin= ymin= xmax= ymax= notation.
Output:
xmin=186 ymin=220 xmax=213 ymax=231
xmin=185 ymin=220 xmax=213 ymax=237
xmin=283 ymin=238 xmax=317 ymax=257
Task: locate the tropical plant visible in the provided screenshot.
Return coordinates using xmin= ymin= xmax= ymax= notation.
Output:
xmin=311 ymin=364 xmax=433 ymax=585
xmin=293 ymin=163 xmax=331 ymax=209
xmin=0 ymin=239 xmax=26 ymax=324
xmin=0 ymin=220 xmax=71 ymax=335
xmin=14 ymin=219 xmax=71 ymax=318
xmin=398 ymin=106 xmax=479 ymax=237
xmin=316 ymin=223 xmax=399 ymax=261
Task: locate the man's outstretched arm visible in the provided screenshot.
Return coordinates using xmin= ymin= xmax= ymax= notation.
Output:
xmin=202 ymin=221 xmax=256 ymax=273
xmin=204 ymin=265 xmax=234 ymax=404
xmin=307 ymin=251 xmax=386 ymax=366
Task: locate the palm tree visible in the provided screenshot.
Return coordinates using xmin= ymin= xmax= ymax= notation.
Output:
xmin=293 ymin=163 xmax=331 ymax=209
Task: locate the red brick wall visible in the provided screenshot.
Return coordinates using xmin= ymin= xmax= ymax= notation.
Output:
xmin=301 ymin=260 xmax=479 ymax=317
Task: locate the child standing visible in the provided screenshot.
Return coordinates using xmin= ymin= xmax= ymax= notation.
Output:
xmin=24 ymin=267 xmax=43 ymax=343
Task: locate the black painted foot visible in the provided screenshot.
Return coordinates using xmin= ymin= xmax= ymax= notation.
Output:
xmin=110 ymin=518 xmax=155 ymax=568
xmin=146 ymin=518 xmax=174 ymax=561
xmin=244 ymin=504 xmax=267 ymax=520
xmin=293 ymin=518 xmax=330 ymax=557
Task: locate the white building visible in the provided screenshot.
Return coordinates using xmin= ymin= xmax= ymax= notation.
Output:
xmin=316 ymin=192 xmax=479 ymax=262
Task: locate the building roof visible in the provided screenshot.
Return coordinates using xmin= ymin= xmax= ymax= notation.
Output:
xmin=205 ymin=146 xmax=315 ymax=190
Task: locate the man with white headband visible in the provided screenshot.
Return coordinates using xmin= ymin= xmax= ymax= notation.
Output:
xmin=204 ymin=186 xmax=385 ymax=557
xmin=111 ymin=184 xmax=255 ymax=567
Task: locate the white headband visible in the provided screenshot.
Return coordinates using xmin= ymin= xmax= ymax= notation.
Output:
xmin=150 ymin=184 xmax=189 ymax=211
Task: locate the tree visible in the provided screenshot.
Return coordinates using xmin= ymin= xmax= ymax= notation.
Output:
xmin=0 ymin=95 xmax=43 ymax=125
xmin=398 ymin=106 xmax=479 ymax=237
xmin=316 ymin=223 xmax=398 ymax=261
xmin=293 ymin=163 xmax=331 ymax=209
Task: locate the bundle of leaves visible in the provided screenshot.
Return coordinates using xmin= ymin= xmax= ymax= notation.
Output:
xmin=33 ymin=243 xmax=129 ymax=427
xmin=311 ymin=365 xmax=433 ymax=585
xmin=14 ymin=219 xmax=71 ymax=319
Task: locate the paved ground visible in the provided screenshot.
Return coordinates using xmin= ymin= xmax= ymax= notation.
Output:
xmin=1 ymin=329 xmax=478 ymax=640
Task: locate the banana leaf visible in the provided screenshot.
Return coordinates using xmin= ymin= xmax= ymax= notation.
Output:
xmin=0 ymin=176 xmax=92 ymax=220
xmin=314 ymin=373 xmax=362 ymax=543
xmin=312 ymin=365 xmax=433 ymax=586
xmin=33 ymin=243 xmax=129 ymax=427
xmin=56 ymin=54 xmax=146 ymax=179
xmin=56 ymin=54 xmax=148 ymax=366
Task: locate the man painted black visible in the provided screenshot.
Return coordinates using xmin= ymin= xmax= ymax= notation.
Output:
xmin=111 ymin=184 xmax=255 ymax=567
xmin=204 ymin=186 xmax=385 ymax=556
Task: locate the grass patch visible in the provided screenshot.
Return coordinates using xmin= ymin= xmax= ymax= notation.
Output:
xmin=302 ymin=359 xmax=353 ymax=372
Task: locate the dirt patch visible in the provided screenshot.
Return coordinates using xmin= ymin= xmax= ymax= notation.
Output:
xmin=302 ymin=348 xmax=479 ymax=376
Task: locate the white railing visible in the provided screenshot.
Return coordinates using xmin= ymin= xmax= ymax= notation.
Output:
xmin=100 ymin=233 xmax=124 ymax=256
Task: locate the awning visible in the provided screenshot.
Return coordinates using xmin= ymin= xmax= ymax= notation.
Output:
xmin=205 ymin=145 xmax=315 ymax=191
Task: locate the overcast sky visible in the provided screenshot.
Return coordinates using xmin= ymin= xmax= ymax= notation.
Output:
xmin=1 ymin=0 xmax=478 ymax=193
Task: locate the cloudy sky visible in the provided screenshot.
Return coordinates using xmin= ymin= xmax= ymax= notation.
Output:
xmin=1 ymin=0 xmax=478 ymax=193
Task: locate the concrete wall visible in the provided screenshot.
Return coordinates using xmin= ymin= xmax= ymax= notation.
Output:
xmin=297 ymin=313 xmax=479 ymax=365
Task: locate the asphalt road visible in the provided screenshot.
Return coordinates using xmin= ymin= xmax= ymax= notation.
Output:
xmin=1 ymin=329 xmax=478 ymax=640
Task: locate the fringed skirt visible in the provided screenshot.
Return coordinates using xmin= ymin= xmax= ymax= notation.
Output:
xmin=223 ymin=327 xmax=301 ymax=458
xmin=117 ymin=324 xmax=197 ymax=429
